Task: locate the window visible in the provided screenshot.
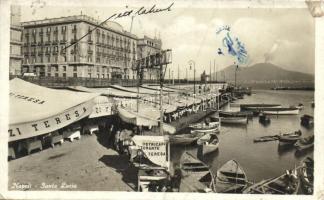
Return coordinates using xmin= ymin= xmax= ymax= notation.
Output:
xmin=62 ymin=26 xmax=66 ymax=32
xmin=73 ymin=73 xmax=77 ymax=78
xmin=47 ymin=66 xmax=51 ymax=72
xmin=47 ymin=73 xmax=51 ymax=77
xmin=55 ymin=73 xmax=58 ymax=77
xmin=73 ymin=66 xmax=77 ymax=71
xmin=63 ymin=66 xmax=66 ymax=71
xmin=47 ymin=55 xmax=50 ymax=62
xmin=63 ymin=73 xmax=66 ymax=78
xmin=55 ymin=66 xmax=58 ymax=71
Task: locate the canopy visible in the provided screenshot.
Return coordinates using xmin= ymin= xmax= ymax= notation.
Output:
xmin=67 ymin=86 xmax=138 ymax=98
xmin=9 ymin=78 xmax=98 ymax=141
xmin=118 ymin=106 xmax=176 ymax=134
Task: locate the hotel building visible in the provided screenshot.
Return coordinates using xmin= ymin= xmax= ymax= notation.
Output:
xmin=21 ymin=15 xmax=138 ymax=79
xmin=137 ymin=35 xmax=162 ymax=80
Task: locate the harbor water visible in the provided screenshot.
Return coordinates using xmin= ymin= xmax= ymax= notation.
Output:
xmin=171 ymin=89 xmax=314 ymax=183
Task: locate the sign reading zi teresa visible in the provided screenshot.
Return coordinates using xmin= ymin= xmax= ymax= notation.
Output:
xmin=8 ymin=100 xmax=94 ymax=142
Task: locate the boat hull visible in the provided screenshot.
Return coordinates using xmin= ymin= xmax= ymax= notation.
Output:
xmin=221 ymin=117 xmax=248 ymax=125
xmin=216 ymin=160 xmax=248 ymax=193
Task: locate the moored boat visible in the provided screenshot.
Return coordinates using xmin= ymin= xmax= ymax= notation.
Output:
xmin=298 ymin=157 xmax=313 ymax=194
xmin=179 ymin=152 xmax=216 ymax=192
xmin=278 ymin=130 xmax=302 ymax=145
xmin=169 ymin=133 xmax=201 ymax=145
xmin=215 ymin=160 xmax=248 ymax=193
xmin=219 ymin=111 xmax=253 ymax=118
xmin=197 ymin=133 xmax=219 ymax=155
xmin=220 ymin=116 xmax=248 ymax=125
xmin=254 ymin=135 xmax=279 ymax=143
xmin=262 ymin=107 xmax=300 ymax=115
xmin=189 ymin=121 xmax=220 ymax=134
xmin=240 ymin=104 xmax=281 ymax=111
xmin=294 ymin=134 xmax=314 ymax=151
xmin=243 ymin=169 xmax=300 ymax=194
xmin=243 ymin=107 xmax=299 ymax=115
xmin=137 ymin=167 xmax=171 ymax=192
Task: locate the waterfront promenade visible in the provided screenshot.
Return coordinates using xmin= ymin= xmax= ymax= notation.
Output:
xmin=9 ymin=134 xmax=137 ymax=191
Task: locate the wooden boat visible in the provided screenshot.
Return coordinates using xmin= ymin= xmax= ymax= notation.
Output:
xmin=219 ymin=111 xmax=253 ymax=118
xmin=169 ymin=133 xmax=201 ymax=145
xmin=300 ymin=114 xmax=314 ymax=127
xmin=197 ymin=133 xmax=219 ymax=155
xmin=189 ymin=121 xmax=220 ymax=133
xmin=215 ymin=160 xmax=248 ymax=193
xmin=220 ymin=116 xmax=248 ymax=125
xmin=243 ymin=169 xmax=300 ymax=194
xmin=262 ymin=107 xmax=299 ymax=115
xmin=137 ymin=167 xmax=171 ymax=192
xmin=240 ymin=104 xmax=281 ymax=111
xmin=254 ymin=135 xmax=279 ymax=143
xmin=278 ymin=130 xmax=302 ymax=145
xmin=179 ymin=152 xmax=216 ymax=192
xmin=294 ymin=134 xmax=314 ymax=151
xmin=298 ymin=157 xmax=313 ymax=194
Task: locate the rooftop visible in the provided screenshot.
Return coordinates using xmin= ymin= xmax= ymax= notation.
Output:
xmin=21 ymin=15 xmax=137 ymax=39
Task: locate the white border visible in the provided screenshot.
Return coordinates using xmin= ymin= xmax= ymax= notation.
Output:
xmin=0 ymin=0 xmax=323 ymax=199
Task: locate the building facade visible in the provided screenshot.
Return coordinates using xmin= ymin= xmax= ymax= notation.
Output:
xmin=137 ymin=35 xmax=162 ymax=80
xmin=10 ymin=5 xmax=23 ymax=75
xmin=21 ymin=15 xmax=137 ymax=79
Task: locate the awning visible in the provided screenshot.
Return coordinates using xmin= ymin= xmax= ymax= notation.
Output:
xmin=9 ymin=78 xmax=98 ymax=142
xmin=67 ymin=86 xmax=138 ymax=98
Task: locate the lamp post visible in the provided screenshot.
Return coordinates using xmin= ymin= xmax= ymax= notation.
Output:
xmin=188 ymin=60 xmax=196 ymax=95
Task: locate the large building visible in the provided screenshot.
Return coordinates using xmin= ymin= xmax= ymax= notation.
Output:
xmin=21 ymin=15 xmax=138 ymax=79
xmin=10 ymin=6 xmax=23 ymax=75
xmin=137 ymin=35 xmax=162 ymax=80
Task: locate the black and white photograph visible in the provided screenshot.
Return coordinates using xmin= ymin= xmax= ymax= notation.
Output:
xmin=1 ymin=0 xmax=324 ymax=199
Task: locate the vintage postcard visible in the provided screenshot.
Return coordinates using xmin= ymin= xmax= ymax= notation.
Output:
xmin=0 ymin=0 xmax=323 ymax=199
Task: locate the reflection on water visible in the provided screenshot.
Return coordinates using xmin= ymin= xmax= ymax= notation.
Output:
xmin=170 ymin=90 xmax=314 ymax=182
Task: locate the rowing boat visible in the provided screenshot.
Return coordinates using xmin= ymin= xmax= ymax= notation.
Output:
xmin=220 ymin=116 xmax=248 ymax=125
xmin=215 ymin=160 xmax=248 ymax=193
xmin=294 ymin=134 xmax=314 ymax=151
xmin=298 ymin=157 xmax=313 ymax=194
xmin=219 ymin=111 xmax=253 ymax=118
xmin=197 ymin=133 xmax=219 ymax=155
xmin=278 ymin=130 xmax=302 ymax=145
xmin=243 ymin=169 xmax=300 ymax=194
xmin=189 ymin=121 xmax=220 ymax=133
xmin=179 ymin=152 xmax=216 ymax=192
xmin=169 ymin=133 xmax=200 ymax=145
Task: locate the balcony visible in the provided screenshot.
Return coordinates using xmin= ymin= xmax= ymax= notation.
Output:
xmin=31 ymin=42 xmax=37 ymax=46
xmin=52 ymin=40 xmax=58 ymax=45
xmin=88 ymin=49 xmax=93 ymax=54
xmin=60 ymin=39 xmax=66 ymax=44
xmin=88 ymin=39 xmax=93 ymax=44
xmin=38 ymin=51 xmax=44 ymax=55
xmin=45 ymin=41 xmax=51 ymax=45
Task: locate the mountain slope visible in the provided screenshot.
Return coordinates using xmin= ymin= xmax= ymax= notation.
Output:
xmin=213 ymin=63 xmax=314 ymax=82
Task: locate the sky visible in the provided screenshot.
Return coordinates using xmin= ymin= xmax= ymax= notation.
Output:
xmin=19 ymin=1 xmax=315 ymax=78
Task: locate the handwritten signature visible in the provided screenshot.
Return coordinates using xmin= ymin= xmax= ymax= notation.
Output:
xmin=115 ymin=3 xmax=174 ymax=19
xmin=63 ymin=3 xmax=174 ymax=52
xmin=216 ymin=26 xmax=248 ymax=64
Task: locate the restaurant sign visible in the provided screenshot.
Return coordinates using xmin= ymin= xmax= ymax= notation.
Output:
xmin=9 ymin=100 xmax=94 ymax=142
